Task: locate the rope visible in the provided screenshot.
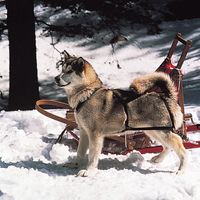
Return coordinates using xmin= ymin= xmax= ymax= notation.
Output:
xmin=36 ymin=19 xmax=63 ymax=55
xmin=176 ymin=68 xmax=182 ymax=93
xmin=50 ymin=31 xmax=62 ymax=54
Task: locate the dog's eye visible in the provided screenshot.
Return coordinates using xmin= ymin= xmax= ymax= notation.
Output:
xmin=63 ymin=64 xmax=72 ymax=73
xmin=66 ymin=70 xmax=73 ymax=74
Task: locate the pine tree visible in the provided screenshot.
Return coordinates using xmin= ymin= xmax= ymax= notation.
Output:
xmin=7 ymin=0 xmax=39 ymax=110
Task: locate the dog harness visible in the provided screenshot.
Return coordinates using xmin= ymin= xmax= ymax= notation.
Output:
xmin=112 ymin=89 xmax=175 ymax=132
xmin=75 ymin=87 xmax=175 ymax=132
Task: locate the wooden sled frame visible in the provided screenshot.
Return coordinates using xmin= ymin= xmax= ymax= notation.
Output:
xmin=156 ymin=32 xmax=193 ymax=134
xmin=36 ymin=33 xmax=200 ymax=154
xmin=138 ymin=33 xmax=200 ymax=153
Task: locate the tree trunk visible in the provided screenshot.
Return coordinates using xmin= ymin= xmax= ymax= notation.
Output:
xmin=7 ymin=0 xmax=39 ymax=110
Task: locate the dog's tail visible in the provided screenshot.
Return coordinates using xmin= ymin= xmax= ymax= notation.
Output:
xmin=130 ymin=72 xmax=177 ymax=101
xmin=130 ymin=72 xmax=183 ymax=129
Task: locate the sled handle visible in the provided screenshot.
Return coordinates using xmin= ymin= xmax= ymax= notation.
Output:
xmin=167 ymin=33 xmax=192 ymax=69
xmin=35 ymin=100 xmax=77 ymax=128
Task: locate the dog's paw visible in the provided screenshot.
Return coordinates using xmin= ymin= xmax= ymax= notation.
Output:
xmin=76 ymin=169 xmax=89 ymax=177
xmin=176 ymin=168 xmax=185 ymax=175
xmin=63 ymin=162 xmax=79 ymax=169
xmin=150 ymin=155 xmax=162 ymax=163
xmin=76 ymin=168 xmax=97 ymax=177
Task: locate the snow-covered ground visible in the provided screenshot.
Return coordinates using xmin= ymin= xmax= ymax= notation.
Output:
xmin=0 ymin=4 xmax=200 ymax=200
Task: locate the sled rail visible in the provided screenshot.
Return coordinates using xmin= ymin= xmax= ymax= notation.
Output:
xmin=137 ymin=140 xmax=200 ymax=154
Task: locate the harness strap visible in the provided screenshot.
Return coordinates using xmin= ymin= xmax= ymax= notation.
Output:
xmin=123 ymin=126 xmax=174 ymax=131
xmin=113 ymin=92 xmax=175 ymax=132
xmin=75 ymin=87 xmax=103 ymax=112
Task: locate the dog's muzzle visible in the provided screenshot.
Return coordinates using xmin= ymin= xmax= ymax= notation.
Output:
xmin=55 ymin=75 xmax=71 ymax=87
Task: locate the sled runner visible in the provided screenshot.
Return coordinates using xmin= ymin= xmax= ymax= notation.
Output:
xmin=35 ymin=33 xmax=200 ymax=154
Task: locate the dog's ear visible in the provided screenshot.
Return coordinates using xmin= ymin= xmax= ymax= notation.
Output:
xmin=77 ymin=57 xmax=85 ymax=68
xmin=73 ymin=57 xmax=85 ymax=75
xmin=63 ymin=50 xmax=71 ymax=60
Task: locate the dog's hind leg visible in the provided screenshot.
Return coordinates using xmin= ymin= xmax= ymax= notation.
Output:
xmin=166 ymin=132 xmax=186 ymax=173
xmin=145 ymin=131 xmax=170 ymax=163
xmin=150 ymin=146 xmax=170 ymax=163
xmin=77 ymin=134 xmax=104 ymax=177
xmin=146 ymin=130 xmax=186 ymax=173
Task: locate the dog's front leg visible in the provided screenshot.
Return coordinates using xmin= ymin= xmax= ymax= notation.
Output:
xmin=77 ymin=134 xmax=104 ymax=177
xmin=76 ymin=129 xmax=89 ymax=167
xmin=64 ymin=129 xmax=88 ymax=168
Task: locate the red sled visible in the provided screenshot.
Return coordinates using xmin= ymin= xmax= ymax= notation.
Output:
xmin=36 ymin=33 xmax=200 ymax=155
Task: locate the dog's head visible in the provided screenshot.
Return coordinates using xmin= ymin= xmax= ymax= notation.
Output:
xmin=55 ymin=51 xmax=86 ymax=88
xmin=55 ymin=51 xmax=102 ymax=93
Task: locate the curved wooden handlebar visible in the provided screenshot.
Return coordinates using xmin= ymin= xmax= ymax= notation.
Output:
xmin=35 ymin=100 xmax=77 ymax=128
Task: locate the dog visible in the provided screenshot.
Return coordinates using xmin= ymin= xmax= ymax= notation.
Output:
xmin=55 ymin=51 xmax=186 ymax=177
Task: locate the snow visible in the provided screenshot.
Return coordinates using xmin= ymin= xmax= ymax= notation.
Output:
xmin=1 ymin=4 xmax=200 ymax=200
